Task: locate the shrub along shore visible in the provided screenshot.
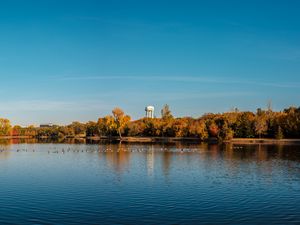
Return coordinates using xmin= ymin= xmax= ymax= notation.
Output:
xmin=0 ymin=104 xmax=300 ymax=142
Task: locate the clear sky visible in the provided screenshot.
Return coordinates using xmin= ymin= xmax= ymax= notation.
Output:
xmin=0 ymin=0 xmax=300 ymax=125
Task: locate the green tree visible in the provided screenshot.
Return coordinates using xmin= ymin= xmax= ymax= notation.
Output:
xmin=275 ymin=126 xmax=284 ymax=139
xmin=235 ymin=112 xmax=255 ymax=138
xmin=86 ymin=121 xmax=99 ymax=137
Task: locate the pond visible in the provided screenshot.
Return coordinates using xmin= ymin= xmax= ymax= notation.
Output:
xmin=0 ymin=140 xmax=299 ymax=224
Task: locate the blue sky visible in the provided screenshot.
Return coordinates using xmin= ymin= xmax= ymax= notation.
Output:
xmin=0 ymin=0 xmax=300 ymax=125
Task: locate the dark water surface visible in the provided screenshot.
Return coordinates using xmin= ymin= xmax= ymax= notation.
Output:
xmin=0 ymin=140 xmax=300 ymax=224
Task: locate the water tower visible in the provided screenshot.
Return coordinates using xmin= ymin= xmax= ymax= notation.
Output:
xmin=145 ymin=106 xmax=154 ymax=118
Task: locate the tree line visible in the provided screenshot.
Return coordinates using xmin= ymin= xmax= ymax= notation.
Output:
xmin=0 ymin=105 xmax=300 ymax=141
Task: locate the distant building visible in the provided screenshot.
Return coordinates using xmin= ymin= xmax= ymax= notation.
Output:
xmin=145 ymin=106 xmax=155 ymax=118
xmin=40 ymin=123 xmax=54 ymax=128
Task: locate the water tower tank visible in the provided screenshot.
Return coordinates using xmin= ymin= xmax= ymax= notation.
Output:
xmin=145 ymin=106 xmax=155 ymax=118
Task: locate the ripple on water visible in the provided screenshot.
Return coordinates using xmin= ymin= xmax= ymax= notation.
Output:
xmin=0 ymin=143 xmax=299 ymax=224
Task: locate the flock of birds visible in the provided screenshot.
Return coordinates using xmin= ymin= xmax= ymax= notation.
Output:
xmin=0 ymin=146 xmax=207 ymax=154
xmin=0 ymin=145 xmax=245 ymax=154
xmin=232 ymin=146 xmax=244 ymax=150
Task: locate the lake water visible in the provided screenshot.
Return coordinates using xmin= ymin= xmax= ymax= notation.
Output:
xmin=0 ymin=140 xmax=300 ymax=224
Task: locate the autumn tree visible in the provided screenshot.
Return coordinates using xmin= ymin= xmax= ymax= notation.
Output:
xmin=161 ymin=104 xmax=173 ymax=120
xmin=24 ymin=125 xmax=37 ymax=137
xmin=188 ymin=120 xmax=208 ymax=140
xmin=112 ymin=108 xmax=131 ymax=139
xmin=101 ymin=115 xmax=116 ymax=137
xmin=143 ymin=118 xmax=157 ymax=136
xmin=70 ymin=122 xmax=86 ymax=136
xmin=12 ymin=125 xmax=22 ymax=136
xmin=283 ymin=107 xmax=300 ymax=137
xmin=208 ymin=122 xmax=219 ymax=138
xmin=127 ymin=119 xmax=146 ymax=136
xmin=219 ymin=122 xmax=234 ymax=141
xmin=59 ymin=125 xmax=75 ymax=137
xmin=159 ymin=104 xmax=175 ymax=136
xmin=255 ymin=113 xmax=268 ymax=138
xmin=4 ymin=105 xmax=300 ymax=140
xmin=0 ymin=118 xmax=12 ymax=136
xmin=86 ymin=121 xmax=99 ymax=137
xmin=97 ymin=118 xmax=106 ymax=136
xmin=172 ymin=118 xmax=188 ymax=137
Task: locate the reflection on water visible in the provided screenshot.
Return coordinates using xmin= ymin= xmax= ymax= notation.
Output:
xmin=0 ymin=139 xmax=299 ymax=224
xmin=103 ymin=143 xmax=131 ymax=173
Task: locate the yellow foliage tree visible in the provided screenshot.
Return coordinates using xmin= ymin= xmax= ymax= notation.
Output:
xmin=0 ymin=118 xmax=12 ymax=136
xmin=112 ymin=108 xmax=131 ymax=139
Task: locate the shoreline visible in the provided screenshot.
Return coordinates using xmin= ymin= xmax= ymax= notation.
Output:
xmin=88 ymin=136 xmax=208 ymax=143
xmin=84 ymin=137 xmax=300 ymax=144
xmin=226 ymin=138 xmax=300 ymax=144
xmin=1 ymin=136 xmax=300 ymax=144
